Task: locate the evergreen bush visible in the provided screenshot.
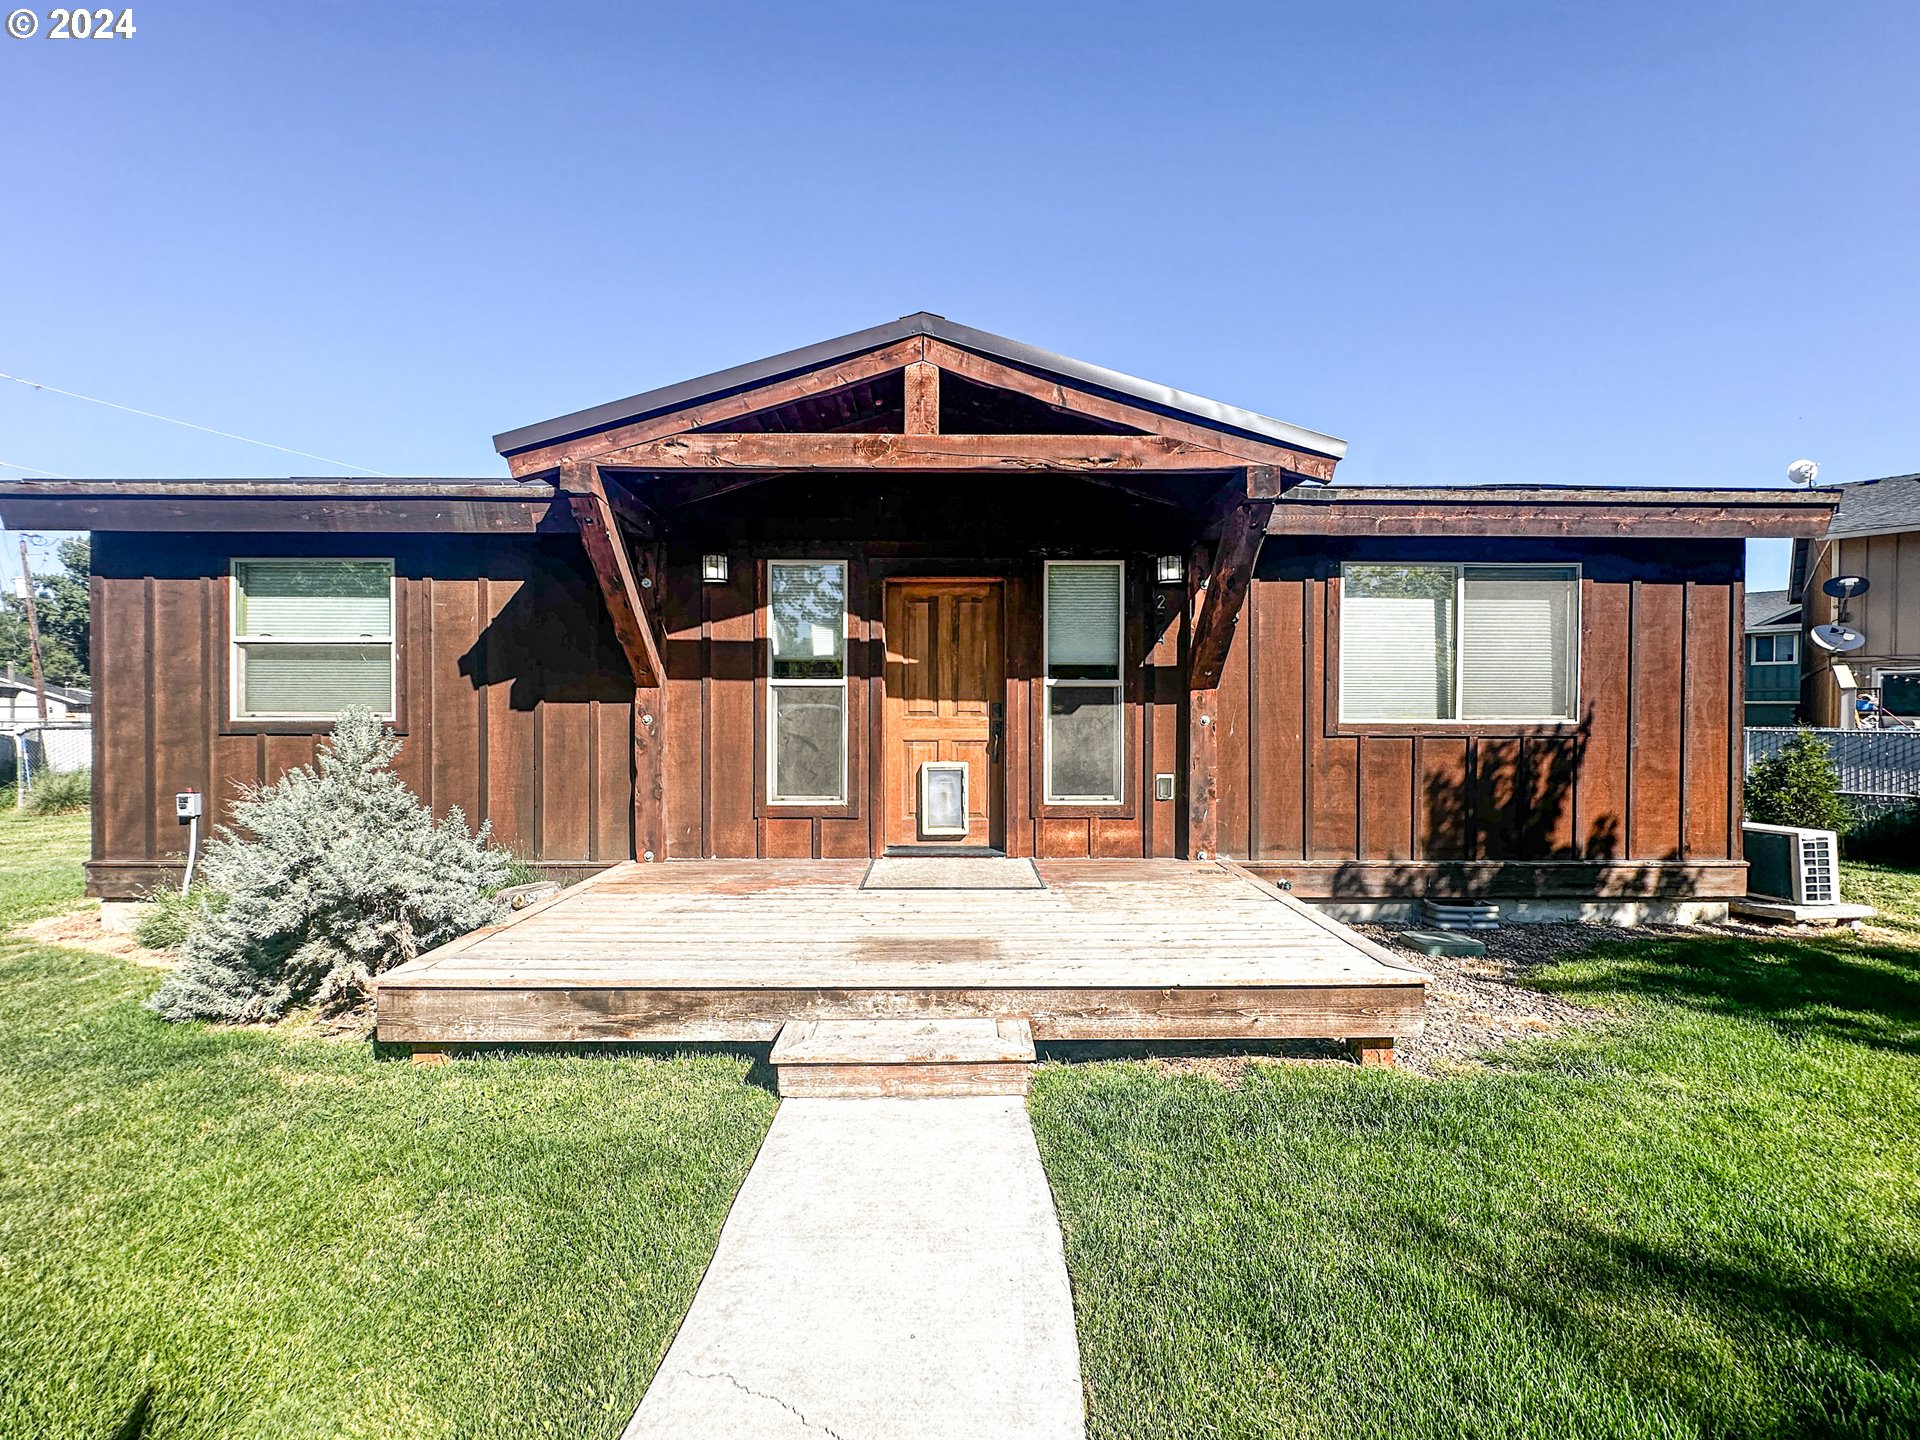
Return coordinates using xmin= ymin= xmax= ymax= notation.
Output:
xmin=1744 ymin=729 xmax=1849 ymax=834
xmin=149 ymin=709 xmax=512 ymax=1024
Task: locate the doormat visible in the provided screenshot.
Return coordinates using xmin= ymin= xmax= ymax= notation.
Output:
xmin=862 ymin=857 xmax=1045 ymax=891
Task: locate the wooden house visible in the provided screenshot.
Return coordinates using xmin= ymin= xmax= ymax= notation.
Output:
xmin=0 ymin=317 xmax=1837 ymax=1062
xmin=0 ymin=314 xmax=1834 ymax=902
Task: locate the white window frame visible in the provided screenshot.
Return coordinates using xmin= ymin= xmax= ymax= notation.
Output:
xmin=1338 ymin=561 xmax=1582 ymax=724
xmin=1042 ymin=559 xmax=1126 ymax=805
xmin=765 ymin=559 xmax=850 ymax=806
xmin=229 ymin=558 xmax=397 ymax=722
xmin=1749 ymin=631 xmax=1800 ymax=666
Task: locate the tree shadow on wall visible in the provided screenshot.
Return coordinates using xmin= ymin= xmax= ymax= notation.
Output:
xmin=1323 ymin=706 xmax=1697 ymax=900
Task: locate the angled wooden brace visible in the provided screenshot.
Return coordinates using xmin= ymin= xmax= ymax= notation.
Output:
xmin=560 ymin=461 xmax=664 ymax=688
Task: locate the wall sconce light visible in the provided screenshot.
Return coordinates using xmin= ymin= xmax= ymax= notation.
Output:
xmin=701 ymin=554 xmax=730 ymax=584
xmin=1156 ymin=554 xmax=1185 ymax=584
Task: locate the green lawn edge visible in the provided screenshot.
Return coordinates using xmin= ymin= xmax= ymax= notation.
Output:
xmin=0 ymin=811 xmax=777 ymax=1440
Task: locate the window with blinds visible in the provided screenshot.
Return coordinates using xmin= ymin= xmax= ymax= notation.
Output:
xmin=231 ymin=560 xmax=395 ymax=720
xmin=1044 ymin=561 xmax=1124 ymax=803
xmin=1339 ymin=563 xmax=1578 ymax=722
xmin=767 ymin=560 xmax=848 ymax=804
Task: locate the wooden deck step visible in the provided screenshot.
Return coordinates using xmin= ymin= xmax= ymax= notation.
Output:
xmin=770 ymin=1018 xmax=1036 ymax=1099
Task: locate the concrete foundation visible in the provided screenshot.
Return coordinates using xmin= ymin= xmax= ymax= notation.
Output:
xmin=1313 ymin=898 xmax=1732 ymax=927
xmin=97 ymin=899 xmax=154 ymax=935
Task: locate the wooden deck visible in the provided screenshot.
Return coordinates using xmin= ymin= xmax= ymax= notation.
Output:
xmin=375 ymin=860 xmax=1428 ymax=1049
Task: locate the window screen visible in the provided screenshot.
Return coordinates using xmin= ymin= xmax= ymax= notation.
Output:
xmin=232 ymin=560 xmax=394 ymax=719
xmin=1044 ymin=562 xmax=1124 ymax=802
xmin=1339 ymin=563 xmax=1579 ymax=722
xmin=768 ymin=560 xmax=848 ymax=803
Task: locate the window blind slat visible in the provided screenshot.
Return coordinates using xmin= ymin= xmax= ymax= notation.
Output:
xmin=1340 ymin=594 xmax=1453 ymax=720
xmin=1459 ymin=571 xmax=1576 ymax=719
xmin=1047 ymin=564 xmax=1122 ymax=671
xmin=235 ymin=561 xmax=392 ymax=638
xmin=238 ymin=643 xmax=393 ymax=716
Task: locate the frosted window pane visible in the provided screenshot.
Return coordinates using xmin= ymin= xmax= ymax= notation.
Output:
xmin=771 ymin=686 xmax=845 ymax=802
xmin=1048 ymin=685 xmax=1121 ymax=802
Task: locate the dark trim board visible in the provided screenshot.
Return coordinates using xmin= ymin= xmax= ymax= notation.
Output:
xmin=374 ymin=980 xmax=1427 ymax=1045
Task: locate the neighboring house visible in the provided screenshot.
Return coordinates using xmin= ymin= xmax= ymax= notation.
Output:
xmin=0 ymin=315 xmax=1832 ymax=912
xmin=0 ymin=669 xmax=92 ymax=722
xmin=1792 ymin=471 xmax=1920 ymax=728
xmin=1743 ymin=589 xmax=1803 ymax=725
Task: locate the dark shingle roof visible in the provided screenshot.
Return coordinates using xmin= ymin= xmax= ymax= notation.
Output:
xmin=1827 ymin=472 xmax=1920 ymax=538
xmin=1744 ymin=589 xmax=1800 ymax=630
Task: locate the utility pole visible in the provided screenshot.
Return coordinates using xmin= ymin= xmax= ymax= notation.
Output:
xmin=16 ymin=537 xmax=48 ymax=723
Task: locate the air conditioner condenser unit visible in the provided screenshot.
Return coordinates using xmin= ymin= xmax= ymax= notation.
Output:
xmin=1742 ymin=823 xmax=1840 ymax=906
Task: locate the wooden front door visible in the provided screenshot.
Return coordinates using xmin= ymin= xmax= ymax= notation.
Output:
xmin=883 ymin=580 xmax=1005 ymax=850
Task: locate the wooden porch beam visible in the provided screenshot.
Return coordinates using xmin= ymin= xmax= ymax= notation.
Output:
xmin=904 ymin=361 xmax=940 ymax=434
xmin=588 ymin=431 xmax=1247 ymax=473
xmin=560 ymin=462 xmax=664 ymax=688
xmin=507 ymin=337 xmax=928 ymax=477
xmin=919 ymin=338 xmax=1340 ymax=481
xmin=1188 ymin=494 xmax=1274 ymax=690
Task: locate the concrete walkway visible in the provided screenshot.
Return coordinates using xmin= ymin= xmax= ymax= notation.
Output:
xmin=623 ymin=1096 xmax=1085 ymax=1440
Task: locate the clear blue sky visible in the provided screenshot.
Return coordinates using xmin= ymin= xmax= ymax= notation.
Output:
xmin=4 ymin=0 xmax=1917 ymax=591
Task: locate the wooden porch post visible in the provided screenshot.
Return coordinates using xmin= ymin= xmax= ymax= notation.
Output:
xmin=560 ymin=461 xmax=669 ymax=862
xmin=1186 ymin=477 xmax=1273 ymax=860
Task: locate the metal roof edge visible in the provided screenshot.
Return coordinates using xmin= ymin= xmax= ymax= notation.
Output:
xmin=491 ymin=312 xmax=1348 ymax=461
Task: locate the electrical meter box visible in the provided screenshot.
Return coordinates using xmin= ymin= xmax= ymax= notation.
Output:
xmin=175 ymin=790 xmax=204 ymax=821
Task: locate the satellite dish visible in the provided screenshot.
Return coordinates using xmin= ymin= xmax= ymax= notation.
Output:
xmin=1809 ymin=623 xmax=1866 ymax=654
xmin=1787 ymin=459 xmax=1820 ymax=486
xmin=1822 ymin=574 xmax=1870 ymax=600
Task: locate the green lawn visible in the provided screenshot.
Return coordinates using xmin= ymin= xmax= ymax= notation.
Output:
xmin=0 ymin=810 xmax=776 ymax=1440
xmin=1032 ymin=867 xmax=1920 ymax=1439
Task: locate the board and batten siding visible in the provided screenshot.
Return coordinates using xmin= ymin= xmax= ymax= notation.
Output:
xmin=1225 ymin=537 xmax=1747 ymax=898
xmin=654 ymin=545 xmax=1185 ymax=862
xmin=84 ymin=526 xmax=1750 ymax=899
xmin=87 ymin=533 xmax=634 ymax=898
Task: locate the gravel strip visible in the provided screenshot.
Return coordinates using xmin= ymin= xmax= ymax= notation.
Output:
xmin=1354 ymin=922 xmax=1624 ymax=1076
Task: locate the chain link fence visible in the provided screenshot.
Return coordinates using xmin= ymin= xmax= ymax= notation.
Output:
xmin=1745 ymin=726 xmax=1920 ymax=819
xmin=2 ymin=720 xmax=93 ymax=795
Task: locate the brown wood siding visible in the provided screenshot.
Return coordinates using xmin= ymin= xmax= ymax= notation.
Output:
xmin=1240 ymin=537 xmax=1747 ymax=899
xmin=87 ymin=502 xmax=1751 ymax=904
xmin=87 ymin=533 xmax=633 ymax=897
xmin=648 ymin=475 xmax=1187 ymax=862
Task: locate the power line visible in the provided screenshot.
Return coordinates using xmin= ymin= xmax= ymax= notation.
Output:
xmin=0 ymin=371 xmax=392 ymax=476
xmin=0 ymin=458 xmax=73 ymax=479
